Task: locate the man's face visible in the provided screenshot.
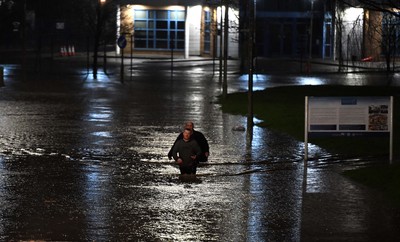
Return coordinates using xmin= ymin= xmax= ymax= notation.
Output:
xmin=183 ymin=129 xmax=191 ymax=141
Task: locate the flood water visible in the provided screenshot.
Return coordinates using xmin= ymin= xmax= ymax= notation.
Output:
xmin=0 ymin=58 xmax=399 ymax=241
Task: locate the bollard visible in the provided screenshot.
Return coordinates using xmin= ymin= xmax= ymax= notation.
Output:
xmin=0 ymin=66 xmax=4 ymax=87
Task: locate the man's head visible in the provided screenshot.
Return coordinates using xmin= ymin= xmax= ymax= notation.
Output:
xmin=182 ymin=128 xmax=192 ymax=141
xmin=184 ymin=121 xmax=194 ymax=132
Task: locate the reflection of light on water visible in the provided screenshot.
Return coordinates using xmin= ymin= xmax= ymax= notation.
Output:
xmin=344 ymin=73 xmax=363 ymax=85
xmin=82 ymin=161 xmax=111 ymax=240
xmin=239 ymin=74 xmax=270 ymax=91
xmin=252 ymin=117 xmax=263 ymax=126
xmin=1 ymin=65 xmax=13 ymax=76
xmin=303 ymin=142 xmax=329 ymax=193
xmin=305 ymin=167 xmax=323 ymax=193
xmin=296 ymin=77 xmax=324 ymax=85
xmin=88 ymin=112 xmax=112 ymax=122
xmin=191 ymin=67 xmax=205 ymax=74
xmin=188 ymin=94 xmax=203 ymax=102
xmin=79 ymin=70 xmax=109 ymax=82
xmin=79 ymin=69 xmax=120 ymax=90
xmin=0 ymin=64 xmax=20 ymax=77
xmin=239 ymin=74 xmax=269 ymax=82
xmin=85 ymin=105 xmax=114 ymax=124
xmin=91 ymin=131 xmax=112 ymax=138
xmin=248 ymin=172 xmax=265 ymax=242
xmin=86 ymin=169 xmax=99 ymax=184
xmin=248 ymin=121 xmax=264 ymax=159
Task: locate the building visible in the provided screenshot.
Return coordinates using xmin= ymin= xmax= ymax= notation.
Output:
xmin=332 ymin=1 xmax=397 ymax=62
xmin=254 ymin=0 xmax=334 ymax=59
xmin=116 ymin=0 xmax=239 ymax=59
xmin=337 ymin=3 xmax=385 ymax=62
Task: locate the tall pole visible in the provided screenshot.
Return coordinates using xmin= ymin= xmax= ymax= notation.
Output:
xmin=212 ymin=8 xmax=217 ymax=75
xmin=171 ymin=32 xmax=174 ymax=79
xmin=93 ymin=0 xmax=107 ymax=79
xmin=219 ymin=5 xmax=223 ymax=83
xmin=130 ymin=34 xmax=133 ymax=81
xmin=22 ymin=0 xmax=27 ymax=80
xmin=223 ymin=2 xmax=229 ymax=98
xmin=120 ymin=45 xmax=124 ymax=83
xmin=93 ymin=0 xmax=101 ymax=79
xmin=309 ymin=0 xmax=314 ymax=59
xmin=247 ymin=0 xmax=255 ymax=131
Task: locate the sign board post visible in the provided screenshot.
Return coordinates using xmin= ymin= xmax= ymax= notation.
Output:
xmin=305 ymin=96 xmax=393 ymax=163
xmin=117 ymin=35 xmax=127 ymax=83
xmin=304 ymin=96 xmax=309 ymax=165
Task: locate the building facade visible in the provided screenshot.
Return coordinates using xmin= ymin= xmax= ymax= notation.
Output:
xmin=254 ymin=0 xmax=333 ymax=59
xmin=116 ymin=0 xmax=239 ymax=59
xmin=253 ymin=0 xmax=397 ymax=62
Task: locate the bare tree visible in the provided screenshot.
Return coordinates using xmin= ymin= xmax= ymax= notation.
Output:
xmin=340 ymin=0 xmax=400 ymax=72
xmin=381 ymin=12 xmax=399 ymax=72
xmin=65 ymin=0 xmax=116 ymax=79
xmin=335 ymin=1 xmax=346 ymax=72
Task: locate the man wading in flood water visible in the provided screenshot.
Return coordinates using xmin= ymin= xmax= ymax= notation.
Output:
xmin=168 ymin=121 xmax=210 ymax=163
xmin=171 ymin=128 xmax=202 ymax=175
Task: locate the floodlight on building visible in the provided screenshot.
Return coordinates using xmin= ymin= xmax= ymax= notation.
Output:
xmin=344 ymin=7 xmax=363 ymax=22
xmin=166 ymin=5 xmax=184 ymax=11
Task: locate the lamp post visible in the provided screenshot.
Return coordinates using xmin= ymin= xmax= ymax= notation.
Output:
xmin=247 ymin=0 xmax=255 ymax=131
xmin=309 ymin=0 xmax=314 ymax=59
xmin=101 ymin=0 xmax=107 ymax=74
xmin=93 ymin=0 xmax=106 ymax=79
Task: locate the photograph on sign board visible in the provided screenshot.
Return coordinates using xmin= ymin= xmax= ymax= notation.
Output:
xmin=368 ymin=105 xmax=388 ymax=131
xmin=369 ymin=104 xmax=388 ymax=114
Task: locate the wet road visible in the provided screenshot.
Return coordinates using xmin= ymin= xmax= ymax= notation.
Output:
xmin=0 ymin=58 xmax=399 ymax=241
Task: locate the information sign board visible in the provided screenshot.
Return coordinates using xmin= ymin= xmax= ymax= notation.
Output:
xmin=304 ymin=96 xmax=394 ymax=162
xmin=307 ymin=96 xmax=391 ymax=136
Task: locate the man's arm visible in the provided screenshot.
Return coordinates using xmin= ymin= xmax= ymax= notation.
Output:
xmin=194 ymin=131 xmax=209 ymax=153
xmin=172 ymin=141 xmax=183 ymax=165
xmin=192 ymin=140 xmax=202 ymax=158
xmin=168 ymin=133 xmax=184 ymax=159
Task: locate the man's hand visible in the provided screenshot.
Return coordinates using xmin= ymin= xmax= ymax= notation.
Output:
xmin=168 ymin=151 xmax=173 ymax=160
xmin=176 ymin=158 xmax=183 ymax=165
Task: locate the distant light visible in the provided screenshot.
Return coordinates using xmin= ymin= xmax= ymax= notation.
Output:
xmin=344 ymin=7 xmax=363 ymax=22
xmin=100 ymin=0 xmax=106 ymax=4
xmin=296 ymin=76 xmax=323 ymax=85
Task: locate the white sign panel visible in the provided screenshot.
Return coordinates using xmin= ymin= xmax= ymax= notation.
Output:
xmin=304 ymin=96 xmax=394 ymax=162
xmin=308 ymin=96 xmax=391 ymax=134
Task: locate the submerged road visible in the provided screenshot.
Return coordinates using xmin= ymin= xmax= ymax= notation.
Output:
xmin=0 ymin=57 xmax=399 ymax=241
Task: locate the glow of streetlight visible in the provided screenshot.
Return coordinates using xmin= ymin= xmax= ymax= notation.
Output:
xmin=100 ymin=0 xmax=106 ymax=4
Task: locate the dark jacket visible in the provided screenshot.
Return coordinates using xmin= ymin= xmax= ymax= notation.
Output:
xmin=172 ymin=138 xmax=201 ymax=167
xmin=168 ymin=129 xmax=209 ymax=162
